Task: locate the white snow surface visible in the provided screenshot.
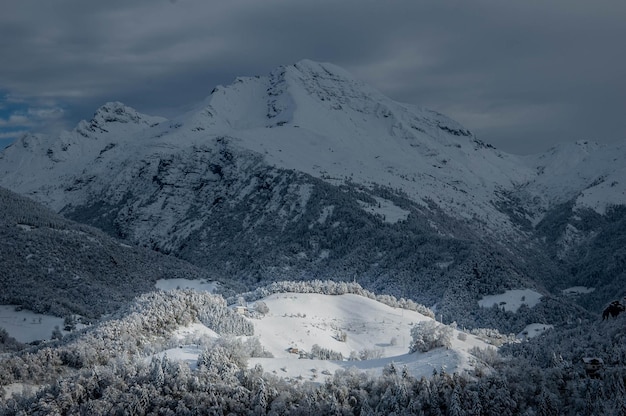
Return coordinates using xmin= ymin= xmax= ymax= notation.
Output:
xmin=153 ymin=345 xmax=205 ymax=370
xmin=0 ymin=305 xmax=65 ymax=343
xmin=150 ymin=323 xmax=220 ymax=370
xmin=160 ymin=292 xmax=492 ymax=384
xmin=3 ymin=383 xmax=42 ymax=400
xmin=172 ymin=322 xmax=220 ymax=341
xmin=562 ymin=286 xmax=595 ymax=295
xmin=517 ymin=323 xmax=553 ymax=340
xmin=0 ymin=61 xmax=535 ymax=239
xmin=155 ymin=278 xmax=218 ymax=293
xmin=478 ymin=289 xmax=543 ymax=312
xmin=247 ymin=293 xmax=489 ymax=382
xmin=357 ymin=196 xmax=410 ymax=224
xmin=522 ymin=140 xmax=626 ymax=215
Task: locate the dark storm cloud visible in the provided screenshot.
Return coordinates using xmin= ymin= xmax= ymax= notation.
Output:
xmin=1 ymin=0 xmax=624 ymax=154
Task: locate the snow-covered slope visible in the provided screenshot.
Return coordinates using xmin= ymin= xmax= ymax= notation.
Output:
xmin=180 ymin=60 xmax=537 ymax=233
xmin=521 ymin=140 xmax=626 ymax=215
xmin=0 ymin=185 xmax=215 ymax=319
xmin=247 ymin=292 xmax=489 ymax=382
xmin=1 ymin=61 xmax=623 ymax=228
xmin=2 ymin=60 xmax=623 ymax=233
xmin=0 ymin=102 xmax=166 ymax=211
xmin=158 ymin=292 xmax=492 ymax=383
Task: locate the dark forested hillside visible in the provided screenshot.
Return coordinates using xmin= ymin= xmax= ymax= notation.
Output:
xmin=533 ymin=203 xmax=626 ymax=313
xmin=0 ymin=186 xmax=218 ymax=319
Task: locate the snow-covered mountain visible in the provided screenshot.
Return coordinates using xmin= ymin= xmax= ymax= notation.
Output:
xmin=0 ymin=61 xmax=538 ymax=235
xmin=0 ymin=59 xmax=624 ymax=322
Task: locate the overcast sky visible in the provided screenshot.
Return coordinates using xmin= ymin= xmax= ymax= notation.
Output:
xmin=1 ymin=1 xmax=625 ymax=154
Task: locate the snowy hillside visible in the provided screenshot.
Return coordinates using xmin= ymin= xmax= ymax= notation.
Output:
xmin=193 ymin=60 xmax=536 ymax=233
xmin=152 ymin=290 xmax=491 ymax=384
xmin=521 ymin=140 xmax=626 ymax=215
xmin=247 ymin=292 xmax=489 ymax=382
xmin=1 ymin=61 xmax=624 ymax=229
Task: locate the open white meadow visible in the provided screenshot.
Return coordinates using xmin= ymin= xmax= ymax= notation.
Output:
xmin=159 ymin=292 xmax=492 ymax=384
xmin=0 ymin=305 xmax=65 ymax=343
xmin=518 ymin=323 xmax=554 ymax=340
xmin=155 ymin=278 xmax=218 ymax=293
xmin=478 ymin=289 xmax=542 ymax=312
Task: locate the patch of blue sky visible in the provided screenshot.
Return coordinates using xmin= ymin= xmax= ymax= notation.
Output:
xmin=0 ymin=92 xmax=31 ymax=148
xmin=0 ymin=92 xmax=66 ymax=149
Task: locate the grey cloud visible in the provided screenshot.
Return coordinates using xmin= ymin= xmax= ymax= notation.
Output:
xmin=0 ymin=0 xmax=624 ymax=154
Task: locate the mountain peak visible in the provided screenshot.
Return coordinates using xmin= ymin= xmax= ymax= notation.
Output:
xmin=289 ymin=59 xmax=358 ymax=82
xmin=92 ymin=102 xmax=146 ymax=125
xmin=73 ymin=102 xmax=165 ymax=139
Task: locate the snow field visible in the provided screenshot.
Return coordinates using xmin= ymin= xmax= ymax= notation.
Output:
xmin=150 ymin=292 xmax=492 ymax=384
xmin=478 ymin=289 xmax=542 ymax=312
xmin=149 ymin=323 xmax=220 ymax=370
xmin=0 ymin=305 xmax=65 ymax=343
xmin=517 ymin=323 xmax=554 ymax=340
xmin=562 ymin=286 xmax=595 ymax=295
xmin=155 ymin=278 xmax=219 ymax=293
xmin=246 ymin=293 xmax=490 ymax=383
xmin=357 ymin=196 xmax=410 ymax=224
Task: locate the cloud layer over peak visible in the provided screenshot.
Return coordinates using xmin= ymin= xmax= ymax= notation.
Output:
xmin=1 ymin=0 xmax=625 ymax=154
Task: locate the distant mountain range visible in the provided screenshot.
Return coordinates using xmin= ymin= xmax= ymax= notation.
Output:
xmin=1 ymin=60 xmax=624 ymax=329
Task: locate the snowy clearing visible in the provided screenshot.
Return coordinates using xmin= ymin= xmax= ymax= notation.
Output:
xmin=156 ymin=292 xmax=492 ymax=384
xmin=562 ymin=286 xmax=595 ymax=295
xmin=517 ymin=323 xmax=554 ymax=340
xmin=0 ymin=305 xmax=65 ymax=343
xmin=2 ymin=383 xmax=42 ymax=400
xmin=149 ymin=323 xmax=220 ymax=370
xmin=357 ymin=197 xmax=410 ymax=224
xmin=246 ymin=293 xmax=490 ymax=383
xmin=155 ymin=278 xmax=218 ymax=293
xmin=478 ymin=289 xmax=542 ymax=312
xmin=172 ymin=322 xmax=220 ymax=341
xmin=153 ymin=345 xmax=205 ymax=370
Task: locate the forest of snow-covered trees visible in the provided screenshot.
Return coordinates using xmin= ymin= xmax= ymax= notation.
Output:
xmin=1 ymin=282 xmax=625 ymax=414
xmin=0 ymin=186 xmax=221 ymax=319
